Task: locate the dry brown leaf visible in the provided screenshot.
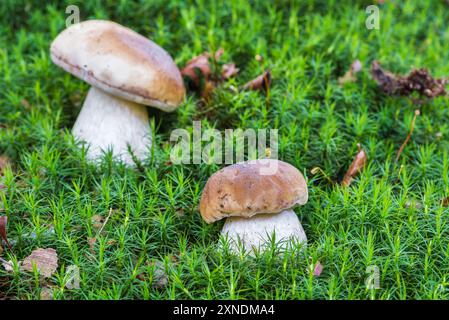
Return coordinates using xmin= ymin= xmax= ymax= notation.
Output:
xmin=214 ymin=48 xmax=224 ymax=61
xmin=338 ymin=59 xmax=362 ymax=85
xmin=242 ymin=70 xmax=272 ymax=92
xmin=20 ymin=99 xmax=31 ymax=109
xmin=0 ymin=155 xmax=11 ymax=175
xmin=21 ymin=248 xmax=58 ymax=278
xmin=200 ymin=80 xmax=217 ymax=101
xmin=87 ymin=208 xmax=114 ymax=254
xmin=404 ymin=199 xmax=423 ymax=210
xmin=40 ymin=286 xmax=54 ymax=300
xmin=312 ymin=261 xmax=323 ymax=276
xmin=0 ymin=216 xmax=12 ymax=251
xmin=371 ymin=61 xmax=447 ymax=98
xmin=91 ymin=215 xmax=104 ymax=230
xmin=1 ymin=258 xmax=15 ymax=272
xmin=181 ymin=52 xmax=212 ymax=86
xmin=181 ymin=48 xmax=240 ymax=101
xmin=222 ymin=63 xmax=239 ymax=80
xmin=442 ymin=197 xmax=449 ymax=207
xmin=175 ymin=208 xmax=185 ymax=217
xmin=150 ymin=260 xmax=168 ymax=288
xmin=87 ymin=237 xmax=96 ymax=254
xmin=342 ymin=144 xmax=367 ymax=187
xmin=181 ymin=48 xmax=233 ymax=99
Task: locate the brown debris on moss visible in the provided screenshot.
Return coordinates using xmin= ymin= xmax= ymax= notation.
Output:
xmin=370 ymin=61 xmax=447 ymax=98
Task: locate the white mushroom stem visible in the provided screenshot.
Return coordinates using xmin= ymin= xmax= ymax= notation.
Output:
xmin=72 ymin=87 xmax=151 ymax=165
xmin=221 ymin=209 xmax=307 ymax=255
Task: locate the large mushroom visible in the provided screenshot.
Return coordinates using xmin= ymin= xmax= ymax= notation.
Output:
xmin=50 ymin=20 xmax=185 ymax=165
xmin=199 ymin=159 xmax=309 ymax=254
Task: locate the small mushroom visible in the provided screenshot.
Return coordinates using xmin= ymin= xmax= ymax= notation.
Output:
xmin=50 ymin=20 xmax=185 ymax=165
xmin=199 ymin=159 xmax=308 ymax=254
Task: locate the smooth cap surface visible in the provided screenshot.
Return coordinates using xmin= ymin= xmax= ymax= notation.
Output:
xmin=50 ymin=20 xmax=185 ymax=112
xmin=199 ymin=159 xmax=308 ymax=223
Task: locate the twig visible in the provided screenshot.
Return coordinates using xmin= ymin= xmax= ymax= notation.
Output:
xmin=97 ymin=208 xmax=114 ymax=236
xmin=395 ymin=109 xmax=420 ymax=162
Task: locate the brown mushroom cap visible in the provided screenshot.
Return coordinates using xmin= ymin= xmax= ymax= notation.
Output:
xmin=50 ymin=20 xmax=185 ymax=112
xmin=199 ymin=159 xmax=308 ymax=223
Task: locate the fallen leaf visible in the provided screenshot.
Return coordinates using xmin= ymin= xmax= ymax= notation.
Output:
xmin=87 ymin=208 xmax=114 ymax=254
xmin=0 ymin=258 xmax=15 ymax=272
xmin=351 ymin=59 xmax=362 ymax=73
xmin=21 ymin=248 xmax=58 ymax=278
xmin=150 ymin=260 xmax=168 ymax=288
xmin=40 ymin=286 xmax=53 ymax=300
xmin=136 ymin=272 xmax=146 ymax=281
xmin=0 ymin=155 xmax=11 ymax=175
xmin=371 ymin=61 xmax=447 ymax=98
xmin=201 ymin=80 xmax=217 ymax=101
xmin=242 ymin=70 xmax=271 ymax=92
xmin=87 ymin=237 xmax=96 ymax=254
xmin=0 ymin=216 xmax=12 ymax=251
xmin=338 ymin=59 xmax=362 ymax=85
xmin=91 ymin=215 xmax=104 ymax=230
xmin=312 ymin=261 xmax=323 ymax=276
xmin=442 ymin=197 xmax=449 ymax=207
xmin=181 ymin=52 xmax=212 ymax=86
xmin=20 ymin=99 xmax=31 ymax=109
xmin=175 ymin=208 xmax=185 ymax=217
xmin=221 ymin=63 xmax=239 ymax=80
xmin=65 ymin=265 xmax=80 ymax=290
xmin=181 ymin=48 xmax=235 ymax=100
xmin=342 ymin=144 xmax=367 ymax=187
xmin=214 ymin=48 xmax=224 ymax=61
xmin=405 ymin=199 xmax=423 ymax=210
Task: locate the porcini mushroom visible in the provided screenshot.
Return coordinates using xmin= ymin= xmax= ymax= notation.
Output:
xmin=199 ymin=159 xmax=308 ymax=254
xmin=50 ymin=20 xmax=185 ymax=165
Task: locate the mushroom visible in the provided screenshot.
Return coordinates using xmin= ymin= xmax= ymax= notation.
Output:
xmin=199 ymin=159 xmax=308 ymax=254
xmin=50 ymin=20 xmax=185 ymax=165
